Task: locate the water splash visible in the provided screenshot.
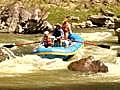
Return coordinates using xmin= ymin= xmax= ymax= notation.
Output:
xmin=0 ymin=44 xmax=78 ymax=74
xmin=102 ymin=63 xmax=120 ymax=77
xmin=0 ymin=46 xmax=118 ymax=78
xmin=0 ymin=47 xmax=72 ymax=73
xmin=0 ymin=32 xmax=120 ymax=78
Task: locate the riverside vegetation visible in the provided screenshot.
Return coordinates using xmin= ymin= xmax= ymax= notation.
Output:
xmin=0 ymin=0 xmax=120 ymax=24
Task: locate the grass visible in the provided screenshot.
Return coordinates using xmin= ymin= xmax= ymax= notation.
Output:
xmin=47 ymin=4 xmax=120 ymax=25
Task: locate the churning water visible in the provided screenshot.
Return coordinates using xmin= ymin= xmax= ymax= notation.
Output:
xmin=0 ymin=32 xmax=120 ymax=90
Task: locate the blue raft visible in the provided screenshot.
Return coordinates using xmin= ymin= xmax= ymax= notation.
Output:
xmin=32 ymin=33 xmax=84 ymax=59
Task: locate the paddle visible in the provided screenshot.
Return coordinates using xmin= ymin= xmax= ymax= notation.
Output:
xmin=72 ymin=40 xmax=110 ymax=49
xmin=2 ymin=40 xmax=110 ymax=49
xmin=3 ymin=41 xmax=41 ymax=48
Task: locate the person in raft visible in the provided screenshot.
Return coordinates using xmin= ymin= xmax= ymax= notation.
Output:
xmin=52 ymin=24 xmax=64 ymax=47
xmin=42 ymin=31 xmax=53 ymax=48
xmin=61 ymin=17 xmax=72 ymax=47
xmin=62 ymin=17 xmax=72 ymax=40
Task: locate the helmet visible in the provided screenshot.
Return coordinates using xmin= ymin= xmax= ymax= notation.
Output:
xmin=44 ymin=31 xmax=49 ymax=35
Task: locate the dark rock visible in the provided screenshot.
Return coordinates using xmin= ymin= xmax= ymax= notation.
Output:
xmin=68 ymin=56 xmax=108 ymax=73
xmin=88 ymin=15 xmax=110 ymax=27
xmin=0 ymin=1 xmax=52 ymax=34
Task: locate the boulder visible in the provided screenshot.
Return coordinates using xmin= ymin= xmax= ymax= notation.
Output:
xmin=68 ymin=56 xmax=108 ymax=73
xmin=88 ymin=15 xmax=110 ymax=27
xmin=0 ymin=1 xmax=52 ymax=34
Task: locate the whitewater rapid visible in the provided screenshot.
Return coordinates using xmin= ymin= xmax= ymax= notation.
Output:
xmin=0 ymin=47 xmax=119 ymax=78
xmin=0 ymin=32 xmax=120 ymax=78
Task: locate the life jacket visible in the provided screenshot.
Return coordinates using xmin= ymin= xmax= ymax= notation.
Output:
xmin=43 ymin=36 xmax=52 ymax=47
xmin=62 ymin=23 xmax=69 ymax=33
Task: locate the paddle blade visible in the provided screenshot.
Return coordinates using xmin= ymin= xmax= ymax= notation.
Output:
xmin=97 ymin=44 xmax=110 ymax=49
xmin=3 ymin=44 xmax=15 ymax=48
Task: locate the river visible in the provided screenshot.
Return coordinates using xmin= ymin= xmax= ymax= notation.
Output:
xmin=0 ymin=31 xmax=120 ymax=90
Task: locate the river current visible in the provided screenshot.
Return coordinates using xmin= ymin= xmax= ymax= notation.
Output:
xmin=0 ymin=32 xmax=120 ymax=90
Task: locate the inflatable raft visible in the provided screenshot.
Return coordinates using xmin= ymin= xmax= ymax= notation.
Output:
xmin=32 ymin=33 xmax=84 ymax=59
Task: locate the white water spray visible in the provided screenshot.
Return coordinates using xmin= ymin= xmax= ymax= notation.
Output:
xmin=0 ymin=32 xmax=120 ymax=78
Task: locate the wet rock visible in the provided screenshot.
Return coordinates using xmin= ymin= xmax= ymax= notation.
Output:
xmin=68 ymin=56 xmax=108 ymax=73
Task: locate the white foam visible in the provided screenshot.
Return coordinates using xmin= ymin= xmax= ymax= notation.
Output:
xmin=0 ymin=54 xmax=72 ymax=73
xmin=0 ymin=32 xmax=119 ymax=78
xmin=79 ymin=32 xmax=112 ymax=41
